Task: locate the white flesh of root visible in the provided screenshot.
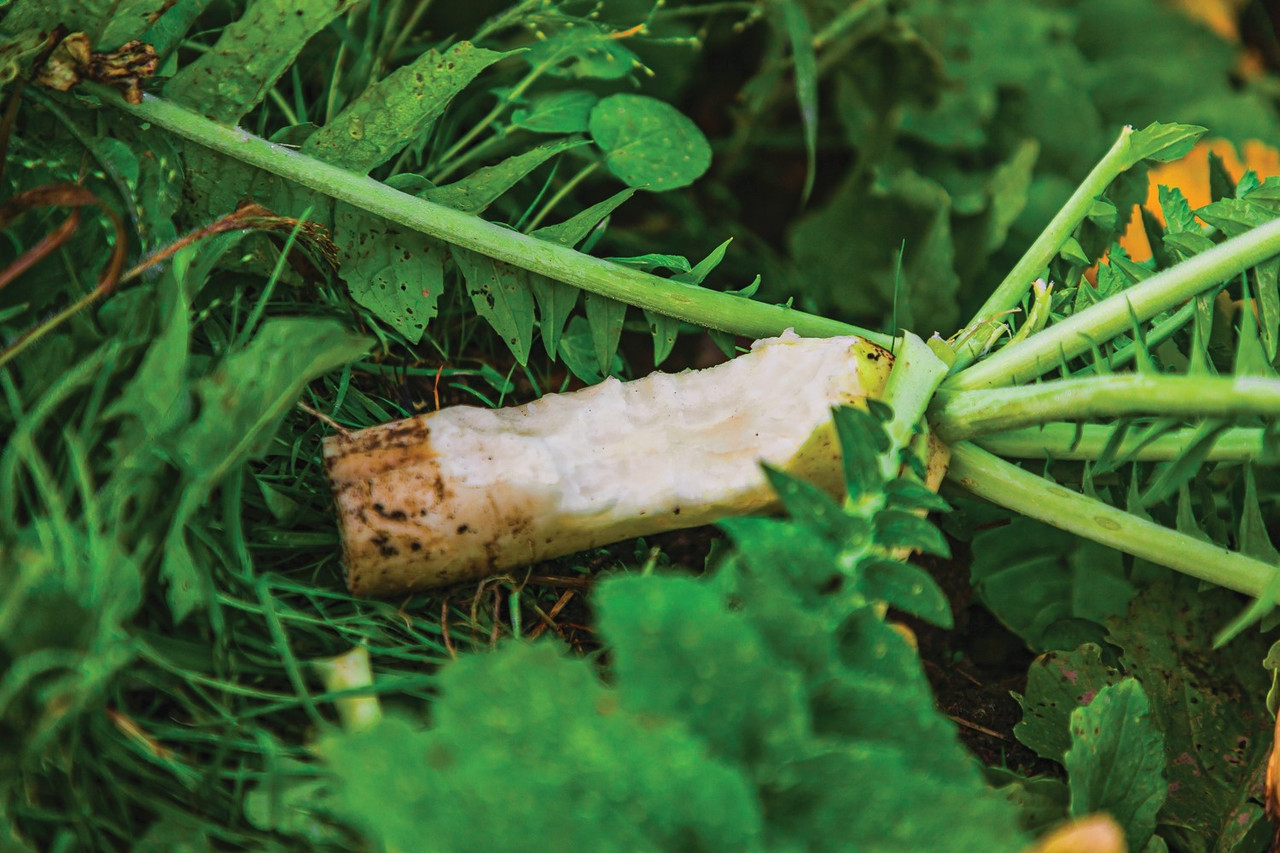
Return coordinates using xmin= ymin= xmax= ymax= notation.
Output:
xmin=324 ymin=332 xmax=903 ymax=597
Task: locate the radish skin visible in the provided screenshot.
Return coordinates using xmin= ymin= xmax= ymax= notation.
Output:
xmin=325 ymin=331 xmax=896 ymax=596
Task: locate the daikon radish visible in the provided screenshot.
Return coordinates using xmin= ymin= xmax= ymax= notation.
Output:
xmin=324 ymin=331 xmax=895 ymax=596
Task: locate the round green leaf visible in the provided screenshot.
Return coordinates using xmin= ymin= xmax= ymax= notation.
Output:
xmin=588 ymin=94 xmax=711 ymax=191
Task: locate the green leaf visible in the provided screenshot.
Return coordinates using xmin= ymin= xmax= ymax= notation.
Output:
xmin=1014 ymin=644 xmax=1124 ymax=763
xmin=872 ymin=509 xmax=950 ymax=557
xmin=832 ymin=406 xmax=888 ymax=504
xmin=858 ymin=558 xmax=952 ymax=627
xmin=643 ymin=309 xmax=680 ymax=366
xmin=556 ymin=315 xmax=606 ymax=383
xmin=335 ymin=203 xmax=444 ymax=344
xmin=582 ymin=292 xmax=625 ymax=376
xmin=1157 ymin=184 xmax=1197 ymax=234
xmin=884 ymin=478 xmax=950 ymax=513
xmin=589 ymin=94 xmax=712 ymax=191
xmin=986 ymin=767 xmax=1070 ymax=836
xmin=598 ymin=574 xmax=809 ymax=771
xmin=1107 ymin=582 xmax=1273 ymax=853
xmin=719 ymin=516 xmax=847 ymax=600
xmin=510 ymin=90 xmax=597 ymax=133
xmin=1195 ymin=199 xmax=1277 ymax=238
xmin=1065 ymin=679 xmax=1166 ymax=852
xmin=302 ymin=42 xmax=511 ymax=173
xmin=1124 ymin=122 xmax=1207 ymax=165
xmin=779 ymin=0 xmax=818 ymax=203
xmin=316 ymin=645 xmax=764 ymax=851
xmin=423 ymin=138 xmax=587 ymax=214
xmin=454 ymin=249 xmax=536 ymax=365
xmin=166 ymin=318 xmax=369 ymax=621
xmin=971 ymin=520 xmax=1135 ymax=652
xmin=761 ymin=464 xmax=863 ymax=545
xmin=166 ymin=0 xmax=360 ymax=125
xmin=532 ymin=188 xmax=635 ymax=247
xmin=528 ymin=274 xmax=578 ymax=360
xmin=524 ymin=25 xmax=642 ymax=80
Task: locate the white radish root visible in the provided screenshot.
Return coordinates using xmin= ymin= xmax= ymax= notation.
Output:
xmin=324 ymin=331 xmax=899 ymax=597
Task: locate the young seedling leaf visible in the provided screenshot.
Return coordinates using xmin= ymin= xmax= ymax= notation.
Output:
xmin=1014 ymin=644 xmax=1124 ymax=763
xmin=510 ymin=90 xmax=598 ymax=133
xmin=719 ymin=516 xmax=846 ymax=600
xmin=165 ymin=0 xmax=360 ymax=125
xmin=1064 ymin=679 xmax=1166 ymax=852
xmin=1125 ymin=122 xmax=1207 ymax=165
xmin=832 ymin=406 xmax=887 ymax=504
xmin=335 ymin=203 xmax=444 ymax=344
xmin=423 ymin=138 xmax=587 ymax=214
xmin=454 ymin=249 xmax=536 ymax=364
xmin=303 ymin=42 xmax=512 ymax=173
xmin=872 ymin=509 xmax=950 ymax=557
xmin=762 ymin=464 xmax=865 ymax=546
xmin=644 ymin=309 xmax=680 ymax=366
xmin=589 ymin=94 xmax=712 ymax=191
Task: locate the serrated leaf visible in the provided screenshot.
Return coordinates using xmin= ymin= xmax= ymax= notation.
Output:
xmin=762 ymin=464 xmax=862 ymax=545
xmin=858 ymin=558 xmax=952 ymax=627
xmin=1157 ymin=184 xmax=1197 ymax=234
xmin=971 ymin=520 xmax=1135 ymax=652
xmin=1065 ymin=679 xmax=1166 ymax=852
xmin=1195 ymin=198 xmax=1277 ymax=238
xmin=719 ymin=516 xmax=845 ymax=600
xmin=510 ymin=90 xmax=597 ymax=133
xmin=1125 ymin=122 xmax=1207 ymax=165
xmin=873 ymin=509 xmax=949 ymax=557
xmin=315 ymin=644 xmax=763 ymax=851
xmin=884 ymin=478 xmax=950 ymax=512
xmin=454 ymin=249 xmax=535 ymax=364
xmin=1015 ymin=644 xmax=1124 ymax=763
xmin=599 ymin=574 xmax=810 ymax=770
xmin=1252 ymin=258 xmax=1279 ymax=361
xmin=423 ymin=138 xmax=587 ymax=214
xmin=1107 ymin=582 xmax=1273 ymax=852
xmin=166 ymin=0 xmax=360 ymax=125
xmin=302 ymin=42 xmax=510 ymax=173
xmin=1163 ymin=230 xmax=1215 ymax=258
xmin=582 ymin=292 xmax=625 ymax=376
xmin=335 ymin=203 xmax=443 ymax=344
xmin=589 ymin=94 xmax=712 ymax=191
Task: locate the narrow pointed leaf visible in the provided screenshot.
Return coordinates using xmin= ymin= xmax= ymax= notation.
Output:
xmin=424 ymin=139 xmax=587 ymax=214
xmin=583 ymin=292 xmax=626 ymax=376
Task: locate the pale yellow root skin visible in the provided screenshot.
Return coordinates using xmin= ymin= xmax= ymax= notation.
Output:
xmin=325 ymin=332 xmax=901 ymax=597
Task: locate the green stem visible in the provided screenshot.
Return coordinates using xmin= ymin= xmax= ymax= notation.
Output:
xmin=1099 ymin=298 xmax=1196 ymax=372
xmin=946 ymin=442 xmax=1275 ymax=597
xmin=100 ymin=90 xmax=892 ymax=348
xmin=878 ymin=331 xmax=949 ymax=480
xmin=524 ymin=161 xmax=600 ymax=232
xmin=951 ymin=128 xmax=1133 ymax=370
xmin=971 ymin=423 xmax=1271 ymax=462
xmin=933 ymin=374 xmax=1280 ymax=442
xmin=947 ymin=216 xmax=1280 ymax=389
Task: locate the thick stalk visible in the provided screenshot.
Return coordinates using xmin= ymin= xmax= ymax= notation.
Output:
xmin=947 ymin=216 xmax=1280 ymax=389
xmin=951 ymin=129 xmax=1133 ymax=370
xmin=946 ymin=442 xmax=1276 ymax=597
xmin=933 ymin=374 xmax=1280 ymax=442
xmin=877 ymin=331 xmax=949 ymax=481
xmin=971 ymin=423 xmax=1271 ymax=462
xmin=98 ymin=89 xmax=892 ymax=348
